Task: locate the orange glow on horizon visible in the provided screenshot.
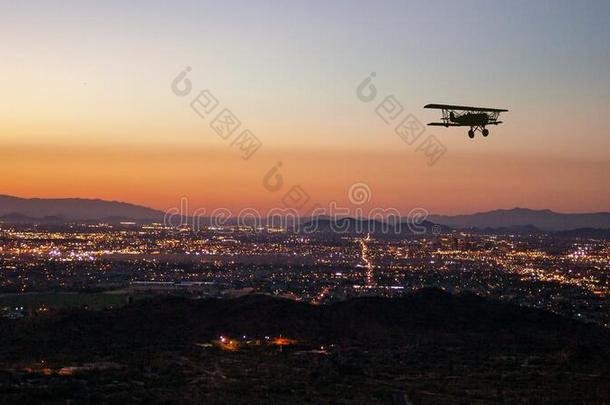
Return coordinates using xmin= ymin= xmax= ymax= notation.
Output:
xmin=2 ymin=140 xmax=609 ymax=215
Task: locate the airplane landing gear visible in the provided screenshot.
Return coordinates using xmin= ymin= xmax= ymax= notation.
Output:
xmin=468 ymin=127 xmax=489 ymax=138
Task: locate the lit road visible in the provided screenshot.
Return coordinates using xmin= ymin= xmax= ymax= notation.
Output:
xmin=358 ymin=234 xmax=374 ymax=286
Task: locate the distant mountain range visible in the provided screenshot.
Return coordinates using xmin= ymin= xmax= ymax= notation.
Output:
xmin=0 ymin=195 xmax=165 ymax=222
xmin=429 ymin=208 xmax=610 ymax=231
xmin=1 ymin=195 xmax=609 ymax=232
xmin=299 ymin=217 xmax=451 ymax=235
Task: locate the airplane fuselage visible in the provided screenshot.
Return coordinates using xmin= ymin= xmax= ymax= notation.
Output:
xmin=450 ymin=112 xmax=489 ymax=127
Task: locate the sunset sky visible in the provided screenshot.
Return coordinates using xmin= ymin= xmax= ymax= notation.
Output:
xmin=2 ymin=0 xmax=610 ymax=215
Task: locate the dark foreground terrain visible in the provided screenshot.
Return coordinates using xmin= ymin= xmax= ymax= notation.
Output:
xmin=0 ymin=289 xmax=608 ymax=404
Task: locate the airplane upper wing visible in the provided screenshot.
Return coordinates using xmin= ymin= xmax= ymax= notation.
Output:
xmin=424 ymin=104 xmax=508 ymax=113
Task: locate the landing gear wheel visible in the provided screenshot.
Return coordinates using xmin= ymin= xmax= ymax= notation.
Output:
xmin=468 ymin=130 xmax=475 ymax=139
xmin=482 ymin=129 xmax=489 ymax=137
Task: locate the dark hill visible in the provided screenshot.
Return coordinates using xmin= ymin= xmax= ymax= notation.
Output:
xmin=0 ymin=290 xmax=608 ymax=403
xmin=1 ymin=289 xmax=608 ymax=359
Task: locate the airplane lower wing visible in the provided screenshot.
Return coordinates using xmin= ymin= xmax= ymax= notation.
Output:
xmin=427 ymin=122 xmax=462 ymax=127
xmin=428 ymin=121 xmax=503 ymax=127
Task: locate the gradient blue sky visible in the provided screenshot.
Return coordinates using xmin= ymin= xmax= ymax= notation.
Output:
xmin=1 ymin=0 xmax=609 ymax=213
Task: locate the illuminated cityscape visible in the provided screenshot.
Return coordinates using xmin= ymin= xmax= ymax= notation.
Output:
xmin=2 ymin=222 xmax=608 ymax=327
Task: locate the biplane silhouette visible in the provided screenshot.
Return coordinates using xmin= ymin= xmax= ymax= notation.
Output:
xmin=424 ymin=104 xmax=508 ymax=138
